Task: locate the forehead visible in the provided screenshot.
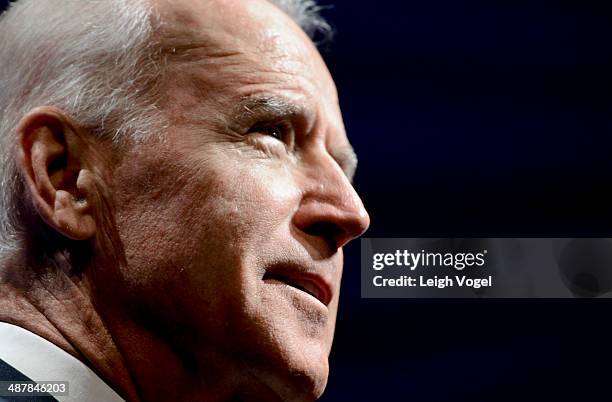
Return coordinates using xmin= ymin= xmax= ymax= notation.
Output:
xmin=153 ymin=0 xmax=339 ymax=105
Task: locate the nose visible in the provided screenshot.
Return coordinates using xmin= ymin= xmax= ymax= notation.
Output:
xmin=292 ymin=150 xmax=370 ymax=252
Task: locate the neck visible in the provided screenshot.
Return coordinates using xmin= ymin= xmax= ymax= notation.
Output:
xmin=0 ymin=250 xmax=140 ymax=402
xmin=95 ymin=292 xmax=283 ymax=402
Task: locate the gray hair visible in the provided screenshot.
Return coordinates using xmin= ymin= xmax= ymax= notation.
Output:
xmin=0 ymin=0 xmax=331 ymax=257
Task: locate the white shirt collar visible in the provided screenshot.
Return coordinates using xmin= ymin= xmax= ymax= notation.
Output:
xmin=0 ymin=322 xmax=125 ymax=402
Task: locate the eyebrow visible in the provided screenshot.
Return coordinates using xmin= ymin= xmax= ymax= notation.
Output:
xmin=230 ymin=95 xmax=305 ymax=126
xmin=230 ymin=94 xmax=359 ymax=183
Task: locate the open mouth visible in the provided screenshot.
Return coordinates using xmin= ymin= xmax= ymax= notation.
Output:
xmin=263 ymin=270 xmax=331 ymax=307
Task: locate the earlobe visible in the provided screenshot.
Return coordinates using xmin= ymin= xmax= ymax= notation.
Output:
xmin=17 ymin=107 xmax=98 ymax=241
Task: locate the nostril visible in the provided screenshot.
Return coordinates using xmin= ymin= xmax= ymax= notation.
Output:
xmin=303 ymin=221 xmax=343 ymax=251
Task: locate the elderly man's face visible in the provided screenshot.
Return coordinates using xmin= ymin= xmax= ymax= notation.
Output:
xmin=107 ymin=0 xmax=369 ymax=399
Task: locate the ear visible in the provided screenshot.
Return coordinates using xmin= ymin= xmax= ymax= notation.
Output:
xmin=17 ymin=107 xmax=97 ymax=241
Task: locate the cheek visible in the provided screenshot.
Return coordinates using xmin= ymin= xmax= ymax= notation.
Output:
xmin=111 ymin=146 xmax=303 ymax=308
xmin=187 ymin=155 xmax=301 ymax=252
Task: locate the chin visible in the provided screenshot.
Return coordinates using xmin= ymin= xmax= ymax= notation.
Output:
xmin=231 ymin=308 xmax=333 ymax=401
xmin=266 ymin=348 xmax=330 ymax=402
xmin=303 ymin=358 xmax=330 ymax=401
xmin=275 ymin=328 xmax=334 ymax=397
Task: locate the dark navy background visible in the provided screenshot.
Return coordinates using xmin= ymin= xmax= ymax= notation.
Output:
xmin=2 ymin=0 xmax=611 ymax=401
xmin=318 ymin=1 xmax=612 ymax=401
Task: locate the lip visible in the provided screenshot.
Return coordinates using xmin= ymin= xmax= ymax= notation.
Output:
xmin=263 ymin=264 xmax=333 ymax=307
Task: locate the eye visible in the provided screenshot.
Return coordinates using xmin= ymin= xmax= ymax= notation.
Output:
xmin=247 ymin=122 xmax=294 ymax=149
xmin=255 ymin=125 xmax=284 ymax=140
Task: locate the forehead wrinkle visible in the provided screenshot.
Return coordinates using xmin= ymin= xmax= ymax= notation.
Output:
xmin=162 ymin=42 xmax=247 ymax=64
xmin=159 ymin=32 xmax=311 ymax=99
xmin=161 ymin=38 xmax=311 ymax=86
